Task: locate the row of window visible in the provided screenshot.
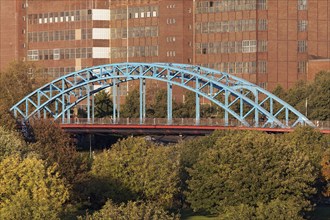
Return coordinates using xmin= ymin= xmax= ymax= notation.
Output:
xmin=110 ymin=6 xmax=158 ymax=20
xmin=27 ymin=48 xmax=93 ymax=61
xmin=110 ymin=46 xmax=159 ymax=59
xmin=110 ymin=26 xmax=158 ymax=39
xmin=28 ymin=9 xmax=92 ymax=25
xmin=200 ymin=60 xmax=267 ymax=74
xmin=26 ymin=19 xmax=305 ymax=44
xmin=196 ymin=0 xmax=268 ymax=14
xmin=202 ymin=60 xmax=305 ymax=75
xmin=196 ymin=40 xmax=267 ymax=54
xmin=41 ymin=67 xmax=77 ymax=77
xmin=197 ymin=19 xmax=306 ymax=34
xmin=196 ymin=19 xmax=266 ymax=34
xmin=27 ymin=29 xmax=92 ymax=43
xmin=36 ymin=61 xmax=306 ymax=78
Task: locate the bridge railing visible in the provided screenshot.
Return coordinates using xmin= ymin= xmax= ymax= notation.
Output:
xmin=58 ymin=118 xmax=330 ymax=130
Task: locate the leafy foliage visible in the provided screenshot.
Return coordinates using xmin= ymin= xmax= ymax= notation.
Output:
xmin=28 ymin=119 xmax=88 ymax=184
xmin=90 ymin=137 xmax=180 ymax=208
xmin=185 ymin=131 xmax=317 ymax=215
xmin=255 ymin=198 xmax=304 ymax=220
xmin=283 ymin=126 xmax=327 ymax=168
xmin=0 ymin=155 xmax=69 ymax=219
xmin=321 ymin=138 xmax=330 ymax=197
xmin=94 ymin=91 xmax=113 ymax=118
xmin=0 ymin=126 xmax=26 ymax=161
xmin=0 ymin=61 xmax=41 ymax=130
xmin=219 ymin=204 xmax=255 ymax=220
xmin=219 ymin=199 xmax=303 ymax=220
xmin=147 ymin=89 xmax=168 ymax=118
xmin=120 ymin=88 xmax=140 ymax=118
xmin=273 ymin=71 xmax=330 ymax=120
xmin=80 ymin=200 xmax=179 ymax=220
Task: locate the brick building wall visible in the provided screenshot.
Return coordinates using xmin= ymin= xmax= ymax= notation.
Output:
xmin=0 ymin=0 xmax=329 ymax=92
xmin=0 ymin=0 xmax=24 ymax=72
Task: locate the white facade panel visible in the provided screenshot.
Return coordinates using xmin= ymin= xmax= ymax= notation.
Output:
xmin=92 ymin=47 xmax=110 ymax=59
xmin=92 ymin=9 xmax=110 ymax=21
xmin=92 ymin=28 xmax=110 ymax=40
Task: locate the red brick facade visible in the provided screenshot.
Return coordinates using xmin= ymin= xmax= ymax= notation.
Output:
xmin=0 ymin=0 xmax=329 ymax=91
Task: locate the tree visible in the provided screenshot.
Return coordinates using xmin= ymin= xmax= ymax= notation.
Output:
xmin=121 ymin=88 xmax=140 ymax=118
xmin=94 ymin=91 xmax=113 ymax=118
xmin=273 ymin=71 xmax=330 ymax=121
xmin=173 ymin=91 xmax=196 ymax=118
xmin=306 ymin=71 xmax=330 ymax=120
xmin=148 ymin=89 xmax=167 ymax=118
xmin=218 ymin=204 xmax=255 ymax=220
xmin=219 ymin=199 xmax=303 ymax=220
xmin=28 ymin=119 xmax=88 ymax=184
xmin=185 ymin=131 xmax=317 ymax=215
xmin=0 ymin=126 xmax=26 ymax=161
xmin=80 ymin=200 xmax=179 ymax=220
xmin=90 ymin=137 xmax=180 ymax=208
xmin=283 ymin=126 xmax=327 ymax=168
xmin=0 ymin=155 xmax=69 ymax=220
xmin=255 ymin=199 xmax=304 ymax=220
xmin=320 ymin=134 xmax=330 ymax=197
xmin=0 ymin=61 xmax=41 ymax=130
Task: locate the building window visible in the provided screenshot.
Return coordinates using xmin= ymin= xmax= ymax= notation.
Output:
xmin=258 ymin=61 xmax=267 ymax=73
xmin=298 ymin=61 xmax=307 ymax=74
xmin=196 ymin=20 xmax=257 ymax=34
xmin=242 ymin=40 xmax=257 ymax=53
xmin=298 ymin=0 xmax=307 ymax=10
xmin=258 ymin=82 xmax=267 ymax=89
xmin=167 ymin=18 xmax=176 ymax=25
xmin=53 ymin=49 xmax=60 ymax=60
xmin=298 ymin=20 xmax=308 ymax=32
xmin=258 ymin=41 xmax=268 ymax=52
xmin=258 ymin=19 xmax=268 ymax=31
xmin=27 ymin=50 xmax=39 ymax=61
xmin=257 ymin=0 xmax=268 ymax=10
xmin=298 ymin=40 xmax=307 ymax=53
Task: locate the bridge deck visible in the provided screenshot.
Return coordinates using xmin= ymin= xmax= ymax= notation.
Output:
xmin=59 ymin=124 xmax=330 ymax=135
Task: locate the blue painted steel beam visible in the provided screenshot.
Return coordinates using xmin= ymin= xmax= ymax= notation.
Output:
xmin=10 ymin=62 xmax=315 ymax=129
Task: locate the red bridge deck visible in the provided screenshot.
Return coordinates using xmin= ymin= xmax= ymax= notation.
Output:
xmin=60 ymin=124 xmax=330 ymax=135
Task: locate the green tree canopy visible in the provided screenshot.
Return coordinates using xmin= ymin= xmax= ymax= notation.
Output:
xmin=185 ymin=131 xmax=317 ymax=215
xmin=219 ymin=199 xmax=303 ymax=220
xmin=121 ymin=88 xmax=140 ymax=118
xmin=272 ymin=71 xmax=330 ymax=120
xmin=29 ymin=119 xmax=88 ymax=184
xmin=90 ymin=137 xmax=180 ymax=208
xmin=0 ymin=155 xmax=69 ymax=220
xmin=283 ymin=126 xmax=328 ymax=168
xmin=0 ymin=126 xmax=26 ymax=161
xmin=147 ymin=89 xmax=167 ymax=118
xmin=94 ymin=91 xmax=113 ymax=118
xmin=0 ymin=61 xmax=41 ymax=130
xmin=80 ymin=200 xmax=179 ymax=220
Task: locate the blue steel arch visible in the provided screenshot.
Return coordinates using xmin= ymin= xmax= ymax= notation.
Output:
xmin=10 ymin=63 xmax=314 ymax=128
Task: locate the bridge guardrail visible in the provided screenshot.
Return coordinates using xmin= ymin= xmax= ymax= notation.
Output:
xmin=58 ymin=118 xmax=330 ymax=130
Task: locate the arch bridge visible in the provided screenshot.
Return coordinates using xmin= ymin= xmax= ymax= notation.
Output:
xmin=11 ymin=63 xmax=314 ymax=129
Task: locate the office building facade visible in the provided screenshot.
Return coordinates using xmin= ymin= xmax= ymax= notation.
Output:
xmin=0 ymin=0 xmax=329 ymax=91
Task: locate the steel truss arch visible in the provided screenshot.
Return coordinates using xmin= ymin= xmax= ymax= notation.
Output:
xmin=10 ymin=63 xmax=314 ymax=128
